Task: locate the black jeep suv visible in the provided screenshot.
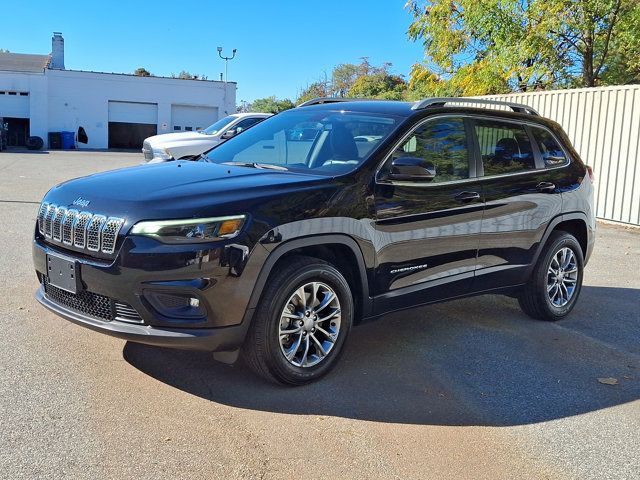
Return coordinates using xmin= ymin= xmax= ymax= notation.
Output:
xmin=33 ymin=97 xmax=595 ymax=385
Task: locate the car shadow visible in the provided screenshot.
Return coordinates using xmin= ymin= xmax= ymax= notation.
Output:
xmin=123 ymin=285 xmax=640 ymax=426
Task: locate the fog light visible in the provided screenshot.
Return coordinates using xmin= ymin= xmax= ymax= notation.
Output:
xmin=144 ymin=291 xmax=207 ymax=320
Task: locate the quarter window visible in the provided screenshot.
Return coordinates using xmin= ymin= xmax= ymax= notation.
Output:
xmin=531 ymin=127 xmax=569 ymax=167
xmin=474 ymin=120 xmax=535 ymax=176
xmin=393 ymin=117 xmax=470 ymax=183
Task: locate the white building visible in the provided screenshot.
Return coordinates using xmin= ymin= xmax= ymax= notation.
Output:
xmin=0 ymin=33 xmax=236 ymax=149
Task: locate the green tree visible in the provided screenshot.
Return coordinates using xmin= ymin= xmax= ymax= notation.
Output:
xmin=296 ymin=81 xmax=330 ymax=104
xmin=250 ymin=96 xmax=295 ymax=113
xmin=133 ymin=67 xmax=151 ymax=77
xmin=331 ymin=63 xmax=359 ymax=97
xmin=0 ymin=49 xmax=9 ymax=53
xmin=406 ymin=0 xmax=640 ymax=94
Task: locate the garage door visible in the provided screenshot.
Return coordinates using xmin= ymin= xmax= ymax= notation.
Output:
xmin=171 ymin=105 xmax=217 ymax=132
xmin=108 ymin=101 xmax=157 ymax=149
xmin=0 ymin=91 xmax=29 ymax=118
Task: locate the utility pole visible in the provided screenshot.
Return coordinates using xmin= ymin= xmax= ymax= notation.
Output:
xmin=217 ymin=47 xmax=237 ymax=83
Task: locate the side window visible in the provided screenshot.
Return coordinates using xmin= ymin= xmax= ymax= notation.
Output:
xmin=394 ymin=117 xmax=469 ymax=183
xmin=474 ymin=119 xmax=535 ymax=176
xmin=531 ymin=126 xmax=569 ymax=167
xmin=234 ymin=117 xmax=262 ymax=133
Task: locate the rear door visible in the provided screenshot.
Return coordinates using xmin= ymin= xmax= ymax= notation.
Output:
xmin=373 ymin=116 xmax=484 ymax=313
xmin=471 ymin=116 xmax=565 ymax=290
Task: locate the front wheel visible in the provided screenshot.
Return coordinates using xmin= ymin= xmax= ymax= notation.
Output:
xmin=243 ymin=255 xmax=353 ymax=385
xmin=518 ymin=231 xmax=584 ymax=321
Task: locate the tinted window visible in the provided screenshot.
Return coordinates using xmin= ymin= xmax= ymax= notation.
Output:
xmin=393 ymin=117 xmax=469 ymax=183
xmin=531 ymin=126 xmax=568 ymax=167
xmin=475 ymin=120 xmax=535 ymax=176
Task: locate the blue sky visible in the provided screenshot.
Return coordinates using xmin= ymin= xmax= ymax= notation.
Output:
xmin=0 ymin=0 xmax=425 ymax=103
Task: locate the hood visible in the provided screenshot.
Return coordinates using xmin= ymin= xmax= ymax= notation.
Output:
xmin=145 ymin=131 xmax=216 ymax=145
xmin=42 ymin=161 xmax=331 ymax=226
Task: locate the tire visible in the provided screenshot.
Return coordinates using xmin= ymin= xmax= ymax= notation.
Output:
xmin=518 ymin=231 xmax=584 ymax=321
xmin=26 ymin=136 xmax=44 ymax=150
xmin=242 ymin=255 xmax=353 ymax=385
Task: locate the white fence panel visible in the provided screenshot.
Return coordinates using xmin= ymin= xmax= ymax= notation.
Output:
xmin=479 ymin=85 xmax=640 ymax=225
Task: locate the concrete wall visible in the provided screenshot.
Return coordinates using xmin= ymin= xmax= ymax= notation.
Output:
xmin=46 ymin=70 xmax=236 ymax=149
xmin=478 ymin=85 xmax=640 ymax=226
xmin=0 ymin=69 xmax=236 ymax=149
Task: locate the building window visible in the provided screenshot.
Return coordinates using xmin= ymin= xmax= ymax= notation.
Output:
xmin=185 ymin=126 xmax=193 ymax=131
xmin=19 ymin=92 xmax=29 ymax=96
xmin=174 ymin=126 xmax=181 ymax=131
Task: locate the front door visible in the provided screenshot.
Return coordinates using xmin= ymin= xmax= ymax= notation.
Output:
xmin=373 ymin=116 xmax=484 ymax=313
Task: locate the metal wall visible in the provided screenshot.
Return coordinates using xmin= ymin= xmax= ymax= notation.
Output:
xmin=479 ymin=85 xmax=640 ymax=226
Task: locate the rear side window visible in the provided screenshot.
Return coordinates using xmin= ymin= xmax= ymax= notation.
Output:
xmin=531 ymin=126 xmax=569 ymax=167
xmin=474 ymin=119 xmax=535 ymax=176
xmin=394 ymin=117 xmax=470 ymax=183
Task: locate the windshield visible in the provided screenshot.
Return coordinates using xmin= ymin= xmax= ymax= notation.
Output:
xmin=203 ymin=109 xmax=400 ymax=175
xmin=201 ymin=116 xmax=236 ymax=135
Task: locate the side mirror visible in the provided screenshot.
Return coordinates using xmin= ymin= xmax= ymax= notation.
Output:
xmin=221 ymin=129 xmax=237 ymax=140
xmin=387 ymin=156 xmax=436 ymax=182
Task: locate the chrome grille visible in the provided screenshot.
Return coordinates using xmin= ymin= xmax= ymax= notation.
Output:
xmin=44 ymin=204 xmax=57 ymax=238
xmin=142 ymin=140 xmax=153 ymax=161
xmin=86 ymin=215 xmax=106 ymax=251
xmin=101 ymin=217 xmax=124 ymax=254
xmin=114 ymin=302 xmax=144 ymax=324
xmin=38 ymin=202 xmax=125 ymax=255
xmin=52 ymin=207 xmax=66 ymax=241
xmin=62 ymin=209 xmax=78 ymax=245
xmin=73 ymin=211 xmax=92 ymax=248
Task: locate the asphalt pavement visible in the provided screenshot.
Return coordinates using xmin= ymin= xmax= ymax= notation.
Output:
xmin=0 ymin=150 xmax=638 ymax=479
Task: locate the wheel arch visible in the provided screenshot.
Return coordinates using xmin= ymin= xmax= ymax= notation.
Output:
xmin=245 ymin=235 xmax=373 ymax=325
xmin=529 ymin=212 xmax=589 ymax=274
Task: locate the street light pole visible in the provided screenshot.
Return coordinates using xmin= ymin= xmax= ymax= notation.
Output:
xmin=217 ymin=47 xmax=237 ymax=83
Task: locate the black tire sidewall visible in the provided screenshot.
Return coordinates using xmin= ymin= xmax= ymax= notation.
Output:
xmin=261 ymin=263 xmax=353 ymax=384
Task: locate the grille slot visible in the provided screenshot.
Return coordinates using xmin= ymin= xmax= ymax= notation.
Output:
xmin=62 ymin=209 xmax=78 ymax=245
xmin=37 ymin=202 xmax=48 ymax=235
xmin=86 ymin=215 xmax=106 ymax=251
xmin=52 ymin=207 xmax=66 ymax=241
xmin=114 ymin=302 xmax=144 ymax=324
xmin=43 ymin=277 xmax=113 ymax=321
xmin=44 ymin=204 xmax=57 ymax=238
xmin=101 ymin=218 xmax=124 ymax=254
xmin=73 ymin=211 xmax=92 ymax=248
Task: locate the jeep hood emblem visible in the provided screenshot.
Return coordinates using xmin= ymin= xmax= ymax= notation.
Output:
xmin=72 ymin=197 xmax=90 ymax=208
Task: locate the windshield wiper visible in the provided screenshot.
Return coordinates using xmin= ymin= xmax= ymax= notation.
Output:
xmin=220 ymin=161 xmax=288 ymax=171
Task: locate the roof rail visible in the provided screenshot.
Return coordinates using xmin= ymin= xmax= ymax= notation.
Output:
xmin=412 ymin=97 xmax=539 ymax=116
xmin=297 ymin=97 xmax=365 ymax=107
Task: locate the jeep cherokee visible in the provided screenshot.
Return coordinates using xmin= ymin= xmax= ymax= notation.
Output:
xmin=33 ymin=97 xmax=595 ymax=385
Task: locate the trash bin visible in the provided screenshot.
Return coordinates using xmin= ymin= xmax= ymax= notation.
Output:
xmin=61 ymin=131 xmax=75 ymax=149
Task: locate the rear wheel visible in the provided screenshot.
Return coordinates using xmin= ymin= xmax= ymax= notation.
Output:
xmin=243 ymin=255 xmax=353 ymax=385
xmin=518 ymin=231 xmax=584 ymax=321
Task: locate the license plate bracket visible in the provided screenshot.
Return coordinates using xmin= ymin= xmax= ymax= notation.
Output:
xmin=46 ymin=252 xmax=80 ymax=294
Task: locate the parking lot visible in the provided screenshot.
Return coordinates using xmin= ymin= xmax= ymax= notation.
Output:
xmin=1 ymin=150 xmax=638 ymax=479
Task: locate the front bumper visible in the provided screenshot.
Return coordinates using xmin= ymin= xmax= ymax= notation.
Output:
xmin=36 ymin=287 xmax=246 ymax=351
xmin=32 ymin=233 xmax=264 ymax=351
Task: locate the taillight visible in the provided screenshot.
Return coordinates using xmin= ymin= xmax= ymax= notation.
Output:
xmin=586 ymin=165 xmax=594 ymax=183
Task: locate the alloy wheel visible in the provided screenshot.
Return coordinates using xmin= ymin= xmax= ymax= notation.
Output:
xmin=278 ymin=281 xmax=342 ymax=368
xmin=547 ymin=247 xmax=578 ymax=307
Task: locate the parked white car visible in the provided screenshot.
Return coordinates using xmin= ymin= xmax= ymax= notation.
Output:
xmin=142 ymin=112 xmax=272 ymax=163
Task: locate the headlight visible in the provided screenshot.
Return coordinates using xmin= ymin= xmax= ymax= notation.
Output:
xmin=152 ymin=147 xmax=172 ymax=160
xmin=130 ymin=215 xmax=246 ymax=243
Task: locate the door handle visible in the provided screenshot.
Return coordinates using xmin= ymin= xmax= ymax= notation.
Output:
xmin=454 ymin=191 xmax=481 ymax=202
xmin=536 ymin=182 xmax=556 ymax=193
